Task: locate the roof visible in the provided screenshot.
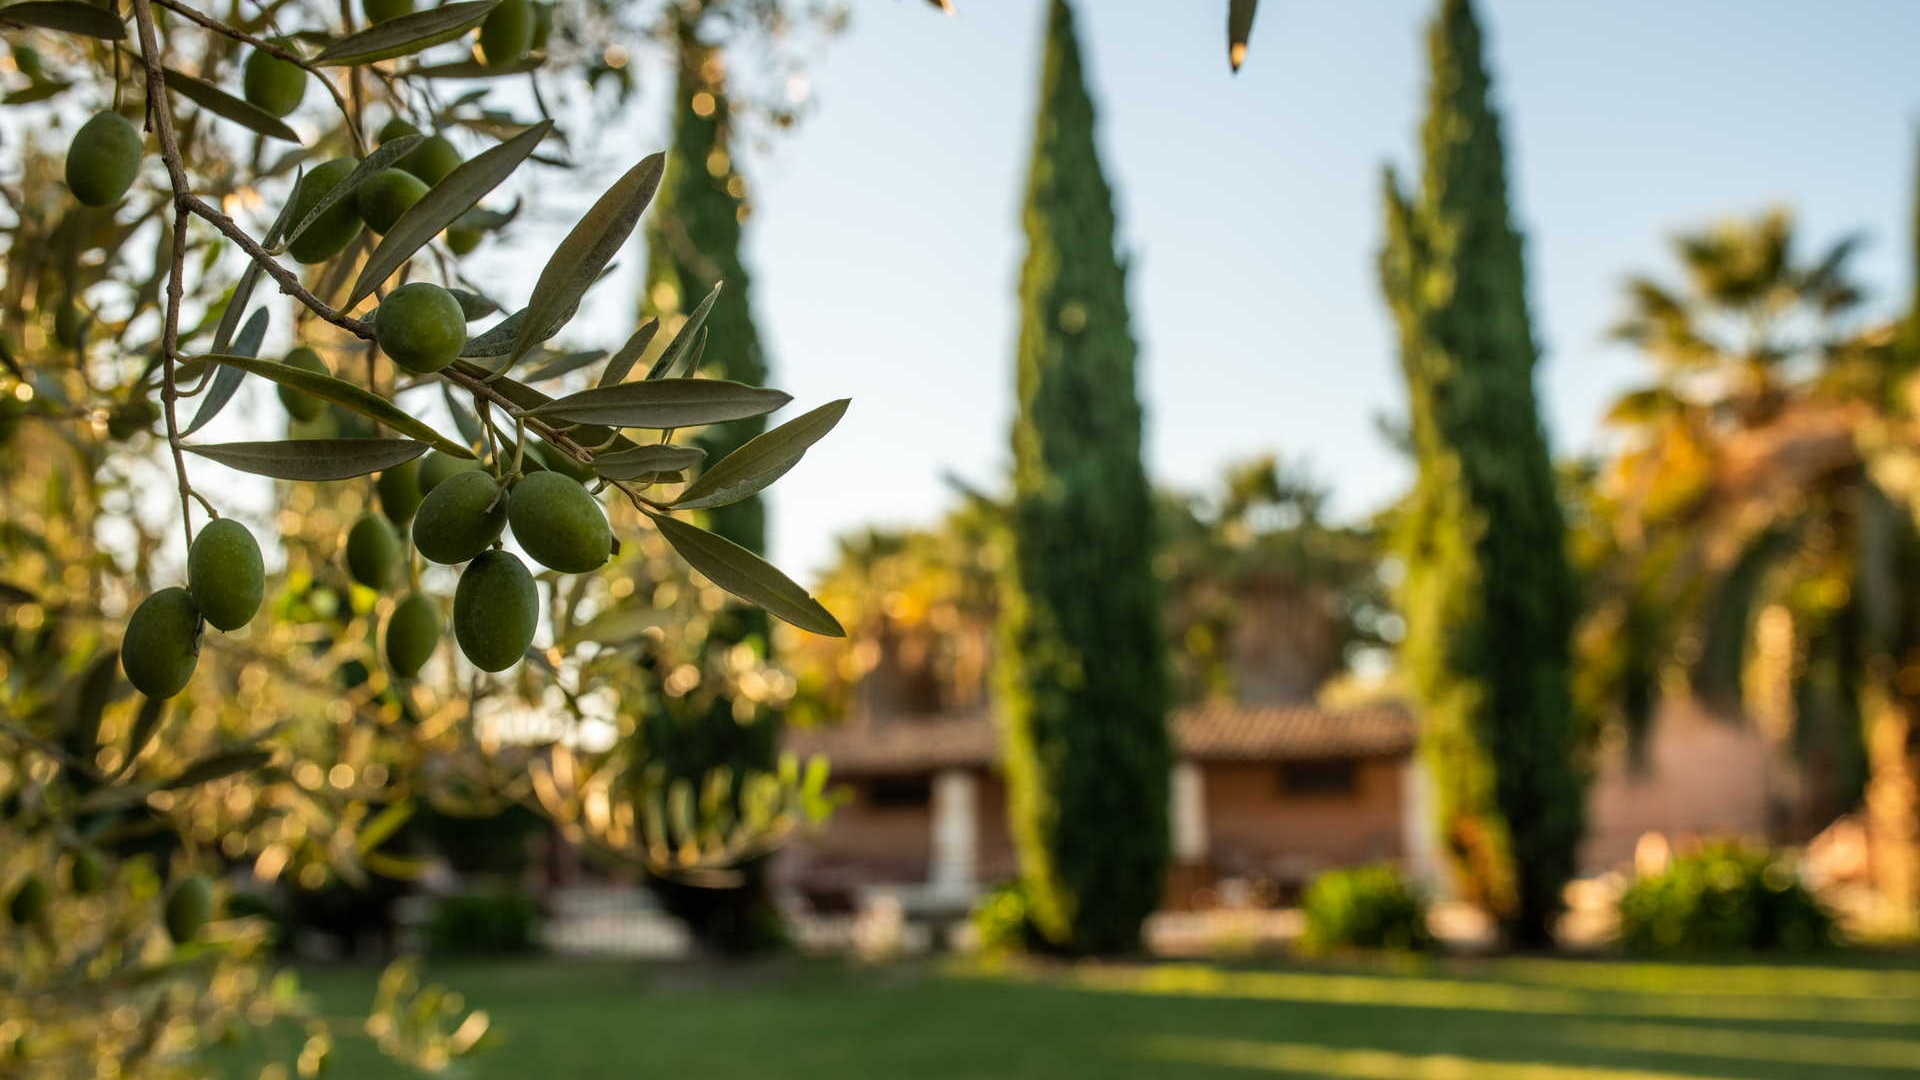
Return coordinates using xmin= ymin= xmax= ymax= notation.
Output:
xmin=785 ymin=701 xmax=1415 ymax=777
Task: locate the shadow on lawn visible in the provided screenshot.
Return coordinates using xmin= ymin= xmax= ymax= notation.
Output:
xmin=212 ymin=952 xmax=1920 ymax=1079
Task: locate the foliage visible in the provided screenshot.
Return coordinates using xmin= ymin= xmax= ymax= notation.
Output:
xmin=968 ymin=879 xmax=1036 ymax=955
xmin=1378 ymin=0 xmax=1582 ymax=948
xmin=1617 ymin=844 xmax=1834 ymax=955
xmin=0 ymin=0 xmax=852 ymax=1070
xmin=1584 ymin=203 xmax=1916 ymax=905
xmin=635 ymin=0 xmax=791 ymax=955
xmin=426 ymin=889 xmax=541 ymax=955
xmin=1300 ymin=863 xmax=1434 ymax=953
xmin=997 ymin=0 xmax=1169 ymax=956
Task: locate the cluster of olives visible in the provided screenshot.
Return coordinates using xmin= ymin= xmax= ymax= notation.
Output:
xmin=363 ymin=0 xmax=553 ymax=69
xmin=8 ymin=863 xmax=214 ymax=946
xmin=122 ymin=519 xmax=264 ymax=700
xmin=350 ymin=446 xmax=612 ymax=676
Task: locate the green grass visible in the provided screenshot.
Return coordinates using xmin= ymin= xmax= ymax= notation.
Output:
xmin=210 ymin=952 xmax=1920 ymax=1078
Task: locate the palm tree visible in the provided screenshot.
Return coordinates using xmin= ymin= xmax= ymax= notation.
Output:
xmin=1587 ymin=206 xmax=1920 ymax=932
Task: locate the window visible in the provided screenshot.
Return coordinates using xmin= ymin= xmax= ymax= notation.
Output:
xmin=1277 ymin=758 xmax=1358 ymax=797
xmin=865 ymin=776 xmax=932 ymax=810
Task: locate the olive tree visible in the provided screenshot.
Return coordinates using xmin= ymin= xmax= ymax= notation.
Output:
xmin=0 ymin=0 xmax=850 ymax=1072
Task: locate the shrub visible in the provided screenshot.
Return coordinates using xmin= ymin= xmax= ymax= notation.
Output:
xmin=970 ymin=881 xmax=1038 ymax=955
xmin=1301 ymin=864 xmax=1434 ymax=952
xmin=1617 ymin=843 xmax=1833 ymax=954
xmin=426 ymin=890 xmax=541 ymax=956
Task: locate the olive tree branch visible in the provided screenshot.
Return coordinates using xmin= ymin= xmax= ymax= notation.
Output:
xmin=129 ymin=0 xmax=201 ymax=552
xmin=148 ymin=0 xmax=367 ymax=153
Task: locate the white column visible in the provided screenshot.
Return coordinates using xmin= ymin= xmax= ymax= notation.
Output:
xmin=1171 ymin=760 xmax=1207 ymax=864
xmin=929 ymin=768 xmax=977 ymax=898
xmin=1402 ymin=758 xmax=1446 ymax=895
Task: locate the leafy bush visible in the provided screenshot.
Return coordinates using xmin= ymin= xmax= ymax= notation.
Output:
xmin=1617 ymin=843 xmax=1833 ymax=954
xmin=970 ymin=881 xmax=1038 ymax=955
xmin=427 ymin=890 xmax=541 ymax=956
xmin=1301 ymin=864 xmax=1434 ymax=952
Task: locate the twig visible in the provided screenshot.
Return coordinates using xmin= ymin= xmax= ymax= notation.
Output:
xmin=130 ymin=0 xmax=200 ymax=551
xmin=150 ymin=0 xmax=366 ymax=153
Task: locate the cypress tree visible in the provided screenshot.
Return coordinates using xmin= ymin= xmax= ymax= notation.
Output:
xmin=998 ymin=0 xmax=1170 ymax=956
xmin=638 ymin=12 xmax=783 ymax=954
xmin=1378 ymin=0 xmax=1582 ymax=948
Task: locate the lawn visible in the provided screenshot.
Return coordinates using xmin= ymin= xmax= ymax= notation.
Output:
xmin=211 ymin=952 xmax=1920 ymax=1079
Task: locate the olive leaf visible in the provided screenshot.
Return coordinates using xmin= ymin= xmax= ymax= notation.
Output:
xmin=592 ymin=442 xmax=704 ymax=481
xmin=522 ymin=348 xmax=607 ymax=384
xmin=6 ymin=78 xmax=71 ymax=106
xmin=312 ymin=0 xmax=500 ymax=66
xmin=0 ymin=1 xmax=124 ymax=40
xmin=647 ymin=512 xmax=843 ymax=637
xmin=1228 ymin=0 xmax=1258 ymax=72
xmin=160 ymin=748 xmax=273 ymax=790
xmin=199 ymin=354 xmax=472 ymax=455
xmin=509 ymin=153 xmax=665 ymax=366
xmin=63 ymin=647 xmax=120 ymax=761
xmin=349 ymin=120 xmax=552 ymax=306
xmin=596 ymin=319 xmax=658 ymax=387
xmin=114 ymin=695 xmax=167 ymax=778
xmin=461 ymin=264 xmax=615 ymax=365
xmin=447 ymin=360 xmax=639 ymax=456
xmin=440 ymin=383 xmax=485 ymax=447
xmin=403 ymin=57 xmax=542 ymax=78
xmin=275 ymin=135 xmax=424 ymax=255
xmin=183 ymin=307 xmax=269 ymax=438
xmin=674 ymin=398 xmax=848 ymax=510
xmin=528 ymin=378 xmax=789 ymax=429
xmin=644 ymin=281 xmax=720 ymax=380
xmin=449 ymin=288 xmax=499 ymax=320
xmin=185 ymin=438 xmax=432 ymax=480
xmin=161 ymin=68 xmax=300 ymax=143
xmin=455 ymin=198 xmax=520 ymax=231
xmin=213 ymin=172 xmax=301 ymax=350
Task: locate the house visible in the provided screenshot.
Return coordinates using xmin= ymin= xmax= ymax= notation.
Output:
xmin=781 ymin=700 xmax=1423 ymax=910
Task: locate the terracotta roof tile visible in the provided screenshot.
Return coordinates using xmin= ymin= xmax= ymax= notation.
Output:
xmin=785 ymin=702 xmax=1414 ymax=776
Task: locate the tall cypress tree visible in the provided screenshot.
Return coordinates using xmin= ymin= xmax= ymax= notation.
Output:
xmin=638 ymin=10 xmax=783 ymax=954
xmin=1378 ymin=0 xmax=1582 ymax=948
xmin=998 ymin=0 xmax=1170 ymax=956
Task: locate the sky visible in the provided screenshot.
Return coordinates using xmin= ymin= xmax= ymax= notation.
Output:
xmin=179 ymin=1 xmax=1918 ymax=587
xmin=656 ymin=0 xmax=1920 ymax=581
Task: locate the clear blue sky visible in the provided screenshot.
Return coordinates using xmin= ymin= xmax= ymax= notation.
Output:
xmin=562 ymin=1 xmax=1920 ymax=581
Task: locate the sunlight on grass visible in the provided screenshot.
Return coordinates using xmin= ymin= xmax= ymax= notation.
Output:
xmin=1007 ymin=962 xmax=1920 ymax=1026
xmin=1493 ymin=959 xmax=1920 ymax=1001
xmin=1561 ymin=1021 xmax=1920 ymax=1072
xmin=1144 ymin=1036 xmax=1745 ymax=1080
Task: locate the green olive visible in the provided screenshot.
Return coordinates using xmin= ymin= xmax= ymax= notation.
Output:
xmin=285 ymin=157 xmax=365 ymax=265
xmin=355 ymin=167 xmax=429 ymax=235
xmin=277 ymin=347 xmax=330 ymax=422
xmin=7 ymin=875 xmax=47 ymax=928
xmin=67 ymin=849 xmax=106 ymax=895
xmin=479 ymin=0 xmax=533 ymax=67
xmin=384 ymin=592 xmax=441 ymax=678
xmin=376 ymin=117 xmax=421 ymax=144
xmin=375 ymin=282 xmax=467 ymax=374
xmin=376 ymin=458 xmax=425 ymax=526
xmin=106 ymin=397 xmax=158 ymax=441
xmin=399 ymin=134 xmax=461 ymax=186
xmin=121 ymin=587 xmax=201 ymax=700
xmin=529 ymin=2 xmax=553 ymax=51
xmin=65 ymin=111 xmax=142 ymax=207
xmin=445 ymin=224 xmax=483 ymax=255
xmin=418 ymin=449 xmax=485 ymax=495
xmin=345 ymin=513 xmax=403 ymax=590
xmin=188 ymin=518 xmax=264 ymax=631
xmin=412 ymin=468 xmax=507 ymax=565
xmin=242 ymin=46 xmax=307 ymax=118
xmin=164 ymin=874 xmax=215 ymax=944
xmin=454 ymin=550 xmax=536 ymax=672
xmin=508 ymin=471 xmax=611 ymax=573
